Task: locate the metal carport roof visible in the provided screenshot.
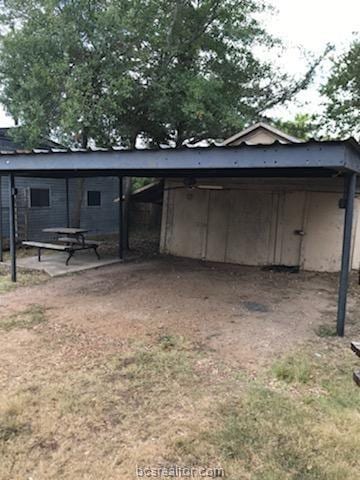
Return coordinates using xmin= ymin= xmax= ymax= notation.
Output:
xmin=0 ymin=137 xmax=359 ymax=338
xmin=0 ymin=138 xmax=359 ymax=177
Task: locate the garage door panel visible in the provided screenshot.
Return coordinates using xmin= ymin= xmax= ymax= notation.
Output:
xmin=302 ymin=193 xmax=345 ymax=272
xmin=225 ymin=190 xmax=274 ymax=265
xmin=168 ymin=188 xmax=208 ymax=259
xmin=278 ymin=191 xmax=306 ymax=266
xmin=205 ymin=191 xmax=230 ymax=262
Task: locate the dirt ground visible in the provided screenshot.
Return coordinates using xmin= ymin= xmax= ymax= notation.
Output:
xmin=0 ymin=256 xmax=360 ymax=479
xmin=0 ymin=257 xmax=353 ymax=369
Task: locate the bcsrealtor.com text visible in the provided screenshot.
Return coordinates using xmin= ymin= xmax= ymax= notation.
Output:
xmin=135 ymin=465 xmax=225 ymax=477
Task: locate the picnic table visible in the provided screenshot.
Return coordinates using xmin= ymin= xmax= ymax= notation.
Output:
xmin=23 ymin=227 xmax=100 ymax=265
xmin=351 ymin=342 xmax=360 ymax=386
xmin=43 ymin=227 xmax=88 ymax=246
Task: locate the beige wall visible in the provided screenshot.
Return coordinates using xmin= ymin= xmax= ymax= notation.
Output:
xmin=160 ymin=178 xmax=360 ymax=272
xmin=227 ymin=128 xmax=290 ymax=145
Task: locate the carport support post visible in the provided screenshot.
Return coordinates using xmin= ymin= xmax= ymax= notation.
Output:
xmin=337 ymin=172 xmax=357 ymax=337
xmin=118 ymin=176 xmax=124 ymax=260
xmin=65 ymin=177 xmax=70 ymax=228
xmin=0 ymin=176 xmax=3 ymax=262
xmin=8 ymin=173 xmax=16 ymax=282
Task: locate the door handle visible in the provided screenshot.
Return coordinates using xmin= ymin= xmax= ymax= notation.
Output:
xmin=294 ymin=229 xmax=305 ymax=236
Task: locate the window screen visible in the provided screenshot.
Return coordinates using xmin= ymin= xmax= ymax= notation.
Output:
xmin=87 ymin=190 xmax=101 ymax=206
xmin=30 ymin=188 xmax=50 ymax=207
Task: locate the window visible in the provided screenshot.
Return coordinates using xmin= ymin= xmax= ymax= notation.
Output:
xmin=87 ymin=190 xmax=101 ymax=207
xmin=30 ymin=188 xmax=50 ymax=207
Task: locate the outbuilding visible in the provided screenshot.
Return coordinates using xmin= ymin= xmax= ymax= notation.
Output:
xmin=160 ymin=123 xmax=360 ymax=272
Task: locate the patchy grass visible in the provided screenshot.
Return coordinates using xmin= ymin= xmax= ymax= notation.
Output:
xmin=0 ymin=325 xmax=359 ymax=479
xmin=0 ymin=396 xmax=31 ymax=443
xmin=0 ymin=304 xmax=47 ymax=332
xmin=0 ymin=264 xmax=48 ymax=293
xmin=272 ymin=355 xmax=313 ymax=384
xmin=315 ymin=323 xmax=338 ymax=337
xmin=0 ymin=333 xmax=207 ymax=479
xmin=168 ymin=342 xmax=360 ymax=480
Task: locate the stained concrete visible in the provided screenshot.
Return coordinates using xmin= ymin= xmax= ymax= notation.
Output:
xmin=12 ymin=250 xmax=123 ymax=277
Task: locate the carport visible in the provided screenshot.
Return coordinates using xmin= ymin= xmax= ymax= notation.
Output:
xmin=0 ymin=138 xmax=359 ymax=336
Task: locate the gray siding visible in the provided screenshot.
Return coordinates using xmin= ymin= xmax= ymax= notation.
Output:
xmin=0 ymin=176 xmax=119 ymax=241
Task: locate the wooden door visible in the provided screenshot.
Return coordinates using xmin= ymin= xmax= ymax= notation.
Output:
xmin=167 ymin=187 xmax=209 ymax=259
xmin=204 ymin=190 xmax=230 ymax=262
xmin=225 ymin=190 xmax=275 ymax=265
xmin=275 ymin=191 xmax=307 ymax=267
xmin=301 ymin=192 xmax=346 ymax=272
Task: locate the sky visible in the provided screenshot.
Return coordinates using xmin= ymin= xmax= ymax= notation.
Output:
xmin=0 ymin=0 xmax=359 ymax=127
xmin=263 ymin=0 xmax=360 ymax=119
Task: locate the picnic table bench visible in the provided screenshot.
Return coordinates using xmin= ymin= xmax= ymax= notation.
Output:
xmin=22 ymin=227 xmax=100 ymax=265
xmin=351 ymin=342 xmax=360 ymax=386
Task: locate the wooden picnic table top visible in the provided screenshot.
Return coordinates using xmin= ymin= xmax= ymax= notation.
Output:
xmin=42 ymin=227 xmax=89 ymax=235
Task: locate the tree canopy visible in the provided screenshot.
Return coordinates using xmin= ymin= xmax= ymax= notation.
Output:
xmin=322 ymin=38 xmax=360 ymax=139
xmin=273 ymin=113 xmax=320 ymax=141
xmin=0 ymin=0 xmax=318 ymax=148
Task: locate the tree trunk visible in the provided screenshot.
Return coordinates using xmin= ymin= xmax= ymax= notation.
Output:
xmin=72 ymin=178 xmax=85 ymax=228
xmin=71 ymin=130 xmax=88 ymax=228
xmin=122 ymin=133 xmax=137 ymax=250
xmin=122 ymin=177 xmax=132 ymax=250
xmin=175 ymin=125 xmax=184 ymax=148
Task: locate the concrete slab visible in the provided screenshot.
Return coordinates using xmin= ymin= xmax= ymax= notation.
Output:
xmin=12 ymin=250 xmax=122 ymax=277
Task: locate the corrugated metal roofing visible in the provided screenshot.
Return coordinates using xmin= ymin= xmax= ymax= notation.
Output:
xmin=0 ymin=137 xmax=359 ymax=156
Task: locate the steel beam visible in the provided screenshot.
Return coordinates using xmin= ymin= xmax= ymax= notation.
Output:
xmin=118 ymin=176 xmax=124 ymax=260
xmin=337 ymin=173 xmax=357 ymax=336
xmin=0 ymin=143 xmax=356 ymax=173
xmin=8 ymin=173 xmax=16 ymax=282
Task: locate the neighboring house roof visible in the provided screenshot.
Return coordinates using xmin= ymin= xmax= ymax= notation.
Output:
xmin=0 ymin=127 xmax=64 ymax=152
xmin=222 ymin=122 xmax=302 ymax=146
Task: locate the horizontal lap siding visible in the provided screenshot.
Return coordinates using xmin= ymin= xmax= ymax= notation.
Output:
xmin=18 ymin=177 xmax=67 ymax=241
xmin=1 ymin=176 xmax=10 ymax=237
xmin=75 ymin=177 xmax=118 ymax=234
xmin=0 ymin=176 xmax=119 ymax=240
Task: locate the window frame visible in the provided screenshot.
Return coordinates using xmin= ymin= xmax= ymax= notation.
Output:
xmin=28 ymin=186 xmax=51 ymax=209
xmin=87 ymin=190 xmax=102 ymax=208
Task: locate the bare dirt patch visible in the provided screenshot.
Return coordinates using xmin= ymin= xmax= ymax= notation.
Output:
xmin=0 ymin=257 xmax=353 ymax=369
xmin=0 ymin=257 xmax=359 ymax=479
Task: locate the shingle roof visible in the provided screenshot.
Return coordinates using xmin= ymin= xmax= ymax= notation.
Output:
xmin=0 ymin=127 xmax=64 ymax=152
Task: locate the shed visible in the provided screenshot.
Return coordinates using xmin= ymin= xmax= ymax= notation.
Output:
xmin=160 ymin=123 xmax=359 ymax=272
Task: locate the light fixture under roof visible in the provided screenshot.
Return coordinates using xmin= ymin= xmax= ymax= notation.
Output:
xmin=197 ymin=185 xmax=224 ymax=190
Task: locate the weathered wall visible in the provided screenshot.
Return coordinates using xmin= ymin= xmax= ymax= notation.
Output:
xmin=0 ymin=176 xmax=119 ymax=241
xmin=160 ymin=178 xmax=360 ymax=272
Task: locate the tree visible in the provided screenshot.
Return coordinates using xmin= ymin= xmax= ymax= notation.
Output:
xmin=273 ymin=113 xmax=320 ymax=141
xmin=322 ymin=39 xmax=360 ymax=139
xmin=0 ymin=0 xmax=320 ymax=149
